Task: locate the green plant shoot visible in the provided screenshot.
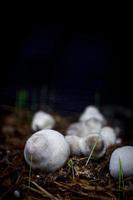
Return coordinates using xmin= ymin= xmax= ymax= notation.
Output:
xmin=16 ymin=89 xmax=28 ymax=109
xmin=118 ymin=157 xmax=124 ymax=191
xmin=28 ymin=154 xmax=32 ymax=188
xmin=67 ymin=159 xmax=75 ymax=179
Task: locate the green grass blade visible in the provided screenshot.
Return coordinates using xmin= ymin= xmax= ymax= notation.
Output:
xmin=86 ymin=138 xmax=99 ymax=166
xmin=28 ymin=155 xmax=32 ymax=188
xmin=118 ymin=157 xmax=124 ymax=191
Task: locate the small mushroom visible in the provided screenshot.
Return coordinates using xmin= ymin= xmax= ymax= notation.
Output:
xmin=65 ymin=135 xmax=82 ymax=155
xmin=66 ymin=122 xmax=89 ymax=137
xmin=109 ymin=146 xmax=133 ymax=178
xmin=13 ymin=190 xmax=20 ymax=198
xmin=65 ymin=133 xmax=106 ymax=158
xmin=116 ymin=138 xmax=122 ymax=144
xmin=85 ymin=118 xmax=102 ymax=134
xmin=80 ymin=133 xmax=106 ymax=158
xmin=31 ymin=111 xmax=55 ymax=132
xmin=100 ymin=127 xmax=116 ymax=148
xmin=24 ymin=130 xmax=70 ymax=172
xmin=79 ymin=106 xmax=106 ymax=126
xmin=66 ymin=119 xmax=102 ymax=138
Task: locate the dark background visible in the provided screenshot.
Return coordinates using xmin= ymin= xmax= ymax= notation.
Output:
xmin=0 ymin=13 xmax=132 ymax=112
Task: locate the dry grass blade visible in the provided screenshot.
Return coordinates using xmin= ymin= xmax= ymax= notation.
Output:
xmin=31 ymin=181 xmax=59 ymax=200
xmin=25 ymin=185 xmax=65 ymax=200
xmin=54 ymin=181 xmax=114 ymax=200
xmin=54 ymin=181 xmax=115 ymax=199
xmin=74 ymin=179 xmax=105 ymax=191
xmin=54 ymin=181 xmax=88 ymax=196
xmin=29 ymin=197 xmax=44 ymax=200
xmin=105 ymin=191 xmax=117 ymax=199
xmin=24 ymin=185 xmax=47 ymax=197
xmin=78 ymin=180 xmax=116 ymax=199
xmin=55 ymin=179 xmax=106 ymax=192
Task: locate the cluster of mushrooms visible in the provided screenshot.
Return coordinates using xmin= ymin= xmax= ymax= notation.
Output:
xmin=24 ymin=106 xmax=133 ymax=178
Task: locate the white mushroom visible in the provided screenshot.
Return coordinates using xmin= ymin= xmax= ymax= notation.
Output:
xmin=84 ymin=118 xmax=103 ymax=134
xmin=65 ymin=133 xmax=106 ymax=158
xmin=31 ymin=111 xmax=55 ymax=131
xmin=80 ymin=133 xmax=106 ymax=158
xmin=13 ymin=190 xmax=20 ymax=198
xmin=100 ymin=127 xmax=117 ymax=148
xmin=116 ymin=138 xmax=122 ymax=144
xmin=24 ymin=130 xmax=70 ymax=172
xmin=66 ymin=119 xmax=102 ymax=138
xmin=66 ymin=122 xmax=89 ymax=137
xmin=109 ymin=146 xmax=133 ymax=178
xmin=79 ymin=106 xmax=106 ymax=126
xmin=65 ymin=135 xmax=82 ymax=155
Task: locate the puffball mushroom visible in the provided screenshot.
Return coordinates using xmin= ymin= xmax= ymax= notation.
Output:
xmin=66 ymin=120 xmax=102 ymax=138
xmin=66 ymin=122 xmax=89 ymax=137
xmin=65 ymin=133 xmax=106 ymax=158
xmin=79 ymin=106 xmax=106 ymax=126
xmin=109 ymin=146 xmax=133 ymax=178
xmin=31 ymin=111 xmax=55 ymax=132
xmin=100 ymin=127 xmax=116 ymax=148
xmin=85 ymin=118 xmax=103 ymax=134
xmin=65 ymin=135 xmax=82 ymax=155
xmin=24 ymin=130 xmax=70 ymax=172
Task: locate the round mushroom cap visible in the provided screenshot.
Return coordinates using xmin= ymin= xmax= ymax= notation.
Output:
xmin=65 ymin=135 xmax=81 ymax=155
xmin=31 ymin=111 xmax=55 ymax=131
xmin=24 ymin=129 xmax=70 ymax=172
xmin=66 ymin=122 xmax=89 ymax=137
xmin=109 ymin=146 xmax=133 ymax=178
xmin=85 ymin=118 xmax=102 ymax=134
xmin=80 ymin=133 xmax=106 ymax=158
xmin=100 ymin=127 xmax=116 ymax=148
xmin=79 ymin=106 xmax=106 ymax=125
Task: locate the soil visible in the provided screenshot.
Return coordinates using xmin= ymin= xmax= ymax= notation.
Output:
xmin=0 ymin=106 xmax=133 ymax=200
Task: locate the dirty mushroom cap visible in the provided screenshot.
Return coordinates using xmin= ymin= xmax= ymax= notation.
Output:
xmin=31 ymin=111 xmax=55 ymax=132
xmin=65 ymin=133 xmax=106 ymax=158
xmin=24 ymin=129 xmax=70 ymax=172
xmin=66 ymin=122 xmax=89 ymax=137
xmin=80 ymin=133 xmax=106 ymax=158
xmin=84 ymin=118 xmax=102 ymax=134
xmin=79 ymin=106 xmax=106 ymax=125
xmin=100 ymin=127 xmax=116 ymax=148
xmin=65 ymin=135 xmax=81 ymax=155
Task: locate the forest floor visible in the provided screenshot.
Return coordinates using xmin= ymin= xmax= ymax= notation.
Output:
xmin=0 ymin=106 xmax=133 ymax=200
